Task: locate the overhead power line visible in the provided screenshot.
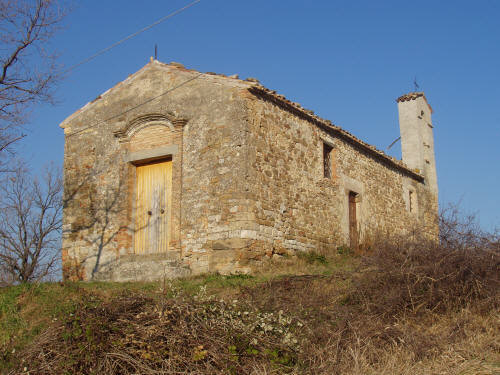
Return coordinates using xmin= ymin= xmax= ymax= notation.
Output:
xmin=64 ymin=0 xmax=202 ymax=74
xmin=66 ymin=71 xmax=205 ymax=138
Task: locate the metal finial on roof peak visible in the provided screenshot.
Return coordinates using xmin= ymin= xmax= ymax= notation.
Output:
xmin=413 ymin=76 xmax=420 ymax=91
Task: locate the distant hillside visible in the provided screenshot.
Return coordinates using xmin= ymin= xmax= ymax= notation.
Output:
xmin=1 ymin=242 xmax=498 ymax=374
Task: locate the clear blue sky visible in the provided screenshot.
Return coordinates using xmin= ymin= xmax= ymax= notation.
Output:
xmin=19 ymin=0 xmax=500 ymax=230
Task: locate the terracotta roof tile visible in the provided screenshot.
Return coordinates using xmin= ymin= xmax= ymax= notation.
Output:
xmin=397 ymin=92 xmax=424 ymax=102
xmin=249 ymin=84 xmax=424 ymax=181
xmin=396 ymin=92 xmax=433 ymax=113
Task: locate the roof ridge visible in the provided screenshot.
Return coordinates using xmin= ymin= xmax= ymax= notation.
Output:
xmin=60 ymin=59 xmax=425 ymax=181
xmin=248 ymin=84 xmax=424 ymax=181
xmin=60 ymin=62 xmax=157 ymax=128
xmin=60 ymin=60 xmax=251 ymax=129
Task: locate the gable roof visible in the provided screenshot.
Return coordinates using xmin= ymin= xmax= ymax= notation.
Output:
xmin=60 ymin=59 xmax=424 ymax=181
xmin=59 ymin=60 xmax=249 ymax=129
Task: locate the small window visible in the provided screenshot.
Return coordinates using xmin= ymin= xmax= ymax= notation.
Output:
xmin=323 ymin=142 xmax=333 ymax=178
xmin=408 ymin=190 xmax=417 ymax=214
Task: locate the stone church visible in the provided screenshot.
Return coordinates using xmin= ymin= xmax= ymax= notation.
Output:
xmin=61 ymin=60 xmax=438 ymax=281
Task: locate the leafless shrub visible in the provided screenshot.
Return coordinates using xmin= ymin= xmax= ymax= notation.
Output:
xmin=439 ymin=202 xmax=499 ymax=250
xmin=351 ymin=207 xmax=499 ymax=318
xmin=16 ymin=288 xmax=299 ymax=375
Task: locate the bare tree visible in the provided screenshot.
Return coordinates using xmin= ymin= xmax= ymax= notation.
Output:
xmin=439 ymin=203 xmax=493 ymax=249
xmin=0 ymin=164 xmax=62 ymax=283
xmin=0 ymin=0 xmax=66 ymax=164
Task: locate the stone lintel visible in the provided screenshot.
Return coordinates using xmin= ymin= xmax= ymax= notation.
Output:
xmin=124 ymin=144 xmax=178 ymax=164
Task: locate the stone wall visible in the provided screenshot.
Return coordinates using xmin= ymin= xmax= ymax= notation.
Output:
xmin=242 ymin=93 xmax=438 ymax=259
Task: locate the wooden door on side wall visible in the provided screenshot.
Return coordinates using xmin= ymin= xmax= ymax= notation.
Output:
xmin=348 ymin=192 xmax=358 ymax=251
xmin=134 ymin=159 xmax=172 ymax=254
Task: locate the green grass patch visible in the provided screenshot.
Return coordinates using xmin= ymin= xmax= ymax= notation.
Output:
xmin=174 ymin=273 xmax=259 ymax=295
xmin=0 ymin=282 xmax=87 ymax=370
xmin=297 ymin=251 xmax=328 ymax=265
xmin=79 ymin=280 xmax=160 ymax=297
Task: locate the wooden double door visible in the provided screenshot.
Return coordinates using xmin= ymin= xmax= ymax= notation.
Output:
xmin=134 ymin=159 xmax=172 ymax=254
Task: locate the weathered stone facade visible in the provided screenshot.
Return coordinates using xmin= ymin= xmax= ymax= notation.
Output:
xmin=61 ymin=60 xmax=438 ymax=281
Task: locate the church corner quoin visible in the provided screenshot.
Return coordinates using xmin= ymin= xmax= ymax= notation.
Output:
xmin=60 ymin=60 xmax=439 ymax=282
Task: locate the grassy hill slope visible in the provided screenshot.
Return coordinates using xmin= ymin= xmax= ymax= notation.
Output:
xmin=1 ymin=244 xmax=498 ymax=374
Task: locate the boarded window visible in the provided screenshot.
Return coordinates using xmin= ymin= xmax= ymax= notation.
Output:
xmin=134 ymin=159 xmax=172 ymax=254
xmin=323 ymin=142 xmax=333 ymax=179
xmin=408 ymin=190 xmax=417 ymax=214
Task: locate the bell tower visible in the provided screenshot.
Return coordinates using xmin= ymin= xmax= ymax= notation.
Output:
xmin=397 ymin=92 xmax=438 ymax=195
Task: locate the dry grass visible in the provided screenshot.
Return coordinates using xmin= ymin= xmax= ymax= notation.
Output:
xmin=353 ymin=237 xmax=499 ymax=317
xmin=339 ymin=309 xmax=499 ymax=375
xmin=2 ymin=224 xmax=499 ymax=374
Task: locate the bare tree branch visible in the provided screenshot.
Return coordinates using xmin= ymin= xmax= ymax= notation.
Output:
xmin=0 ymin=0 xmax=67 ymax=166
xmin=0 ymin=162 xmax=62 ymax=283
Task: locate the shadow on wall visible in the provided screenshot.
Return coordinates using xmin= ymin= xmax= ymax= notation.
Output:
xmin=62 ymin=164 xmax=132 ymax=281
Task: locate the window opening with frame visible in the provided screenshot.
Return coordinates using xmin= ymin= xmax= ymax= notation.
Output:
xmin=323 ymin=142 xmax=333 ymax=179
